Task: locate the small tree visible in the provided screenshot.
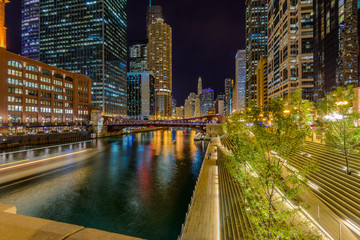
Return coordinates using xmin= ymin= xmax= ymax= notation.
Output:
xmin=317 ymin=85 xmax=360 ymax=175
xmin=223 ymin=90 xmax=319 ymax=239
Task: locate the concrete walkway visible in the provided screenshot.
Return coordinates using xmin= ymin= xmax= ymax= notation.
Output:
xmin=180 ymin=138 xmax=220 ymax=240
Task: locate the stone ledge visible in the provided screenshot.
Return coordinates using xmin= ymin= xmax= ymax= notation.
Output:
xmin=65 ymin=228 xmax=143 ymax=240
xmin=0 ymin=203 xmax=16 ymax=214
xmin=0 ymin=204 xmax=144 ymax=240
xmin=0 ymin=212 xmax=84 ymax=240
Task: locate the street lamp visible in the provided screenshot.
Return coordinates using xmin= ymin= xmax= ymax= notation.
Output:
xmin=283 ymin=110 xmax=290 ymax=114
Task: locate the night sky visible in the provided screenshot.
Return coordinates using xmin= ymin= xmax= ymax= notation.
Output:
xmin=6 ymin=0 xmax=246 ymax=106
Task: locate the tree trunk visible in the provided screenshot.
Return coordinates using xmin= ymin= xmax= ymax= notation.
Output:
xmin=345 ymin=155 xmax=351 ymax=175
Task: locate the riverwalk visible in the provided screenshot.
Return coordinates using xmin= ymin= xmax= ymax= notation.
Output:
xmin=179 ymin=137 xmax=220 ymax=240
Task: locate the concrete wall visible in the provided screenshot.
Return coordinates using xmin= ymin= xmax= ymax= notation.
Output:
xmin=206 ymin=124 xmax=223 ymax=138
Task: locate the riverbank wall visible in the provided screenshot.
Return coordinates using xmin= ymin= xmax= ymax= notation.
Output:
xmin=0 ymin=131 xmax=91 ymax=150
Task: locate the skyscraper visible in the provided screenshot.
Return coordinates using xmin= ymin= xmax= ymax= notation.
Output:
xmin=200 ymin=88 xmax=214 ymax=116
xmin=313 ymin=0 xmax=360 ymax=101
xmin=197 ymin=76 xmax=202 ymax=96
xmin=235 ymin=50 xmax=246 ymax=111
xmin=245 ymin=0 xmax=268 ymax=106
xmin=224 ymin=78 xmax=234 ymax=115
xmin=256 ymin=56 xmax=267 ymax=109
xmin=21 ymin=0 xmax=128 ymax=116
xmin=184 ymin=92 xmax=196 ymax=118
xmin=148 ymin=18 xmax=172 ymax=119
xmin=195 ymin=76 xmax=202 ymax=117
xmin=146 ymin=4 xmax=163 ymax=30
xmin=21 ymin=0 xmax=39 ymax=60
xmin=127 ymin=72 xmax=155 ymax=120
xmin=267 ymin=0 xmax=314 ymax=101
xmin=129 ymin=40 xmax=148 ymax=73
xmin=215 ymin=94 xmax=225 ymax=115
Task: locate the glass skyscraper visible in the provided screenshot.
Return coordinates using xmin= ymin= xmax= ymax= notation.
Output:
xmin=200 ymin=88 xmax=214 ymax=117
xmin=21 ymin=0 xmax=40 ymax=60
xmin=235 ymin=50 xmax=246 ymax=111
xmin=313 ymin=0 xmax=360 ymax=101
xmin=245 ymin=0 xmax=267 ymax=107
xmin=21 ymin=0 xmax=127 ymax=115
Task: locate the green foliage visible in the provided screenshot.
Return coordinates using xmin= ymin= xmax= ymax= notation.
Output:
xmin=223 ymin=90 xmax=319 ymax=240
xmin=317 ymin=85 xmax=360 ymax=175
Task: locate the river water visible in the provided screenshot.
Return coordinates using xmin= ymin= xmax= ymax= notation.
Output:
xmin=0 ymin=129 xmax=206 ymax=240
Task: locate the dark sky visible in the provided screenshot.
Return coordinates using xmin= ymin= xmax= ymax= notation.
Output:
xmin=6 ymin=0 xmax=246 ymax=106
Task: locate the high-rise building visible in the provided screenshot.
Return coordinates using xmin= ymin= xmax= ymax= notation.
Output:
xmin=146 ymin=4 xmax=163 ymax=30
xmin=127 ymin=72 xmax=155 ymax=120
xmin=148 ymin=18 xmax=172 ymax=119
xmin=176 ymin=106 xmax=184 ymax=119
xmin=21 ymin=0 xmax=128 ymax=116
xmin=267 ymin=0 xmax=314 ymax=101
xmin=215 ymin=94 xmax=225 ymax=115
xmin=0 ymin=2 xmax=92 ymax=131
xmin=171 ymin=98 xmax=177 ymax=117
xmin=224 ymin=78 xmax=234 ymax=115
xmin=256 ymin=56 xmax=268 ymax=109
xmin=313 ymin=0 xmax=360 ymax=101
xmin=197 ymin=76 xmax=202 ymax=96
xmin=195 ymin=76 xmax=202 ymax=117
xmin=245 ymin=0 xmax=268 ymax=106
xmin=200 ymin=88 xmax=214 ymax=116
xmin=184 ymin=92 xmax=196 ymax=118
xmin=129 ymin=40 xmax=148 ymax=73
xmin=235 ymin=50 xmax=246 ymax=111
xmin=21 ymin=0 xmax=39 ymax=60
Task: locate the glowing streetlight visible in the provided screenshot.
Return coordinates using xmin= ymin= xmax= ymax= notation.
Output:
xmin=336 ymin=101 xmax=348 ymax=106
xmin=283 ymin=110 xmax=290 ymax=114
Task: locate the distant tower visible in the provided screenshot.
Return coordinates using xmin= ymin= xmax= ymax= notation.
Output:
xmin=0 ymin=0 xmax=8 ymax=49
xmin=197 ymin=76 xmax=202 ymax=96
xmin=146 ymin=3 xmax=163 ymax=31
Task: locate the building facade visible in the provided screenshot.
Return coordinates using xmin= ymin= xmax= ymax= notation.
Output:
xmin=245 ymin=0 xmax=268 ymax=106
xmin=224 ymin=78 xmax=234 ymax=115
xmin=21 ymin=0 xmax=39 ymax=60
xmin=127 ymin=72 xmax=155 ymax=120
xmin=200 ymin=88 xmax=214 ymax=116
xmin=267 ymin=0 xmax=314 ymax=101
xmin=184 ymin=92 xmax=196 ymax=118
xmin=215 ymin=94 xmax=225 ymax=115
xmin=21 ymin=0 xmax=128 ymax=116
xmin=0 ymin=48 xmax=91 ymax=131
xmin=313 ymin=0 xmax=360 ymax=101
xmin=176 ymin=106 xmax=184 ymax=119
xmin=146 ymin=5 xmax=163 ymax=30
xmin=256 ymin=56 xmax=268 ymax=109
xmin=148 ymin=18 xmax=172 ymax=119
xmin=235 ymin=50 xmax=246 ymax=111
xmin=129 ymin=40 xmax=148 ymax=73
xmin=195 ymin=76 xmax=202 ymax=117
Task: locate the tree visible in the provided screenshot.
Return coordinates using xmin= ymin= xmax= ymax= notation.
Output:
xmin=223 ymin=90 xmax=319 ymax=240
xmin=316 ymin=85 xmax=360 ymax=175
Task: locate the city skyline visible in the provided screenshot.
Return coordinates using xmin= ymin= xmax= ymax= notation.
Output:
xmin=6 ymin=0 xmax=247 ymax=106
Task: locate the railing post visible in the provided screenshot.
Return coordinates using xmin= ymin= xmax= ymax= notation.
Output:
xmin=339 ymin=221 xmax=341 ymax=240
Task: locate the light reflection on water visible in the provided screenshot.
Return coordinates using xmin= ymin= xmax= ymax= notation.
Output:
xmin=0 ymin=129 xmax=205 ymax=240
